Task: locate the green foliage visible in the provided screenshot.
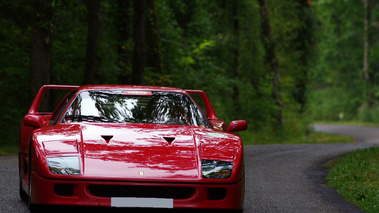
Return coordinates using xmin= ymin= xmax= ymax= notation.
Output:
xmin=309 ymin=87 xmax=361 ymax=121
xmin=0 ymin=0 xmax=320 ymax=146
xmin=326 ymin=147 xmax=379 ymax=213
xmin=0 ymin=1 xmax=30 ymax=146
xmin=0 ymin=144 xmax=19 ymax=155
xmin=309 ymin=0 xmax=379 ymax=123
xmin=358 ymin=103 xmax=379 ymax=123
xmin=52 ymin=0 xmax=87 ymax=85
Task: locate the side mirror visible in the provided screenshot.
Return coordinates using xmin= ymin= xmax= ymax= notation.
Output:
xmin=23 ymin=114 xmax=42 ymax=128
xmin=227 ymin=120 xmax=247 ymax=133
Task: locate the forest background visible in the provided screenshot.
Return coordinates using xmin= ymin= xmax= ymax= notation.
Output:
xmin=1 ymin=0 xmax=378 ymax=148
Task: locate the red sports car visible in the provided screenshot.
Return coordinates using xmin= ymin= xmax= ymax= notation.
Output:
xmin=19 ymin=85 xmax=247 ymax=211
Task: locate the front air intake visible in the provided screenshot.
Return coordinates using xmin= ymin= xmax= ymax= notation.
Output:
xmin=88 ymin=185 xmax=194 ymax=199
xmin=54 ymin=184 xmax=74 ymax=196
xmin=208 ymin=188 xmax=227 ymax=200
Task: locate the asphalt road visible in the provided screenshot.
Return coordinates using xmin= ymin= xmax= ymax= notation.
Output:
xmin=1 ymin=124 xmax=378 ymax=213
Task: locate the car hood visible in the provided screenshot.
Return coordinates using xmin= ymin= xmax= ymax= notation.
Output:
xmin=35 ymin=123 xmax=242 ymax=182
xmin=79 ymin=123 xmax=200 ymax=181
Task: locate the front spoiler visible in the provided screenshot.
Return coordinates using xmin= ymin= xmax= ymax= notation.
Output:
xmin=30 ymin=171 xmax=244 ymax=210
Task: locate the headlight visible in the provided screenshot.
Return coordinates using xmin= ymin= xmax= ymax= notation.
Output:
xmin=46 ymin=156 xmax=80 ymax=175
xmin=202 ymin=160 xmax=233 ymax=179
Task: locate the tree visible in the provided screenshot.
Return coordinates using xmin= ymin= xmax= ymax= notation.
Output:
xmin=145 ymin=0 xmax=163 ymax=82
xmin=292 ymin=0 xmax=313 ymax=113
xmin=258 ymin=0 xmax=282 ymax=131
xmin=29 ymin=0 xmax=53 ymax=109
xmin=363 ymin=0 xmax=370 ymax=82
xmin=232 ymin=0 xmax=240 ymax=116
xmin=117 ymin=0 xmax=132 ymax=84
xmin=132 ymin=0 xmax=146 ymax=85
xmin=309 ymin=0 xmax=371 ymax=121
xmin=363 ymin=0 xmax=373 ymax=105
xmin=2 ymin=0 xmax=359 ymax=146
xmin=83 ymin=0 xmax=101 ymax=85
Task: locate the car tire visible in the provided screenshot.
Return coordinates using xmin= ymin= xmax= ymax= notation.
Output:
xmin=27 ymin=174 xmax=35 ymax=211
xmin=27 ymin=143 xmax=40 ymax=212
xmin=27 ymin=153 xmax=34 ymax=211
xmin=19 ymin=172 xmax=28 ymax=202
xmin=27 ymin=171 xmax=43 ymax=212
xmin=28 ymin=178 xmax=41 ymax=212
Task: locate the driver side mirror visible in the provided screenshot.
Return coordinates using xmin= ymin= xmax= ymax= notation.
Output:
xmin=209 ymin=119 xmax=227 ymax=132
xmin=227 ymin=120 xmax=247 ymax=133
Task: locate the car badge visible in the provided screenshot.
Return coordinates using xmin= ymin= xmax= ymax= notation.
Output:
xmin=139 ymin=171 xmax=144 ymax=176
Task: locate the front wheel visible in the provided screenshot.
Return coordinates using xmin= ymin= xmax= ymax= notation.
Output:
xmin=27 ymin=174 xmax=34 ymax=211
xmin=27 ymin=143 xmax=39 ymax=212
xmin=27 ymin=155 xmax=35 ymax=211
xmin=19 ymin=172 xmax=28 ymax=202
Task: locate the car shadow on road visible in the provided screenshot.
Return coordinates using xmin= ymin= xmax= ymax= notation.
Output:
xmin=31 ymin=205 xmax=239 ymax=213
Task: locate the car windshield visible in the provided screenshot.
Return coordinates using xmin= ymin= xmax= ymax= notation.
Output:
xmin=62 ymin=90 xmax=210 ymax=127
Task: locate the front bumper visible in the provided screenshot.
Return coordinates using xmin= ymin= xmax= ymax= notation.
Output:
xmin=31 ymin=172 xmax=244 ymax=210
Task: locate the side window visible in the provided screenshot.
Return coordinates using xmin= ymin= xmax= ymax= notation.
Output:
xmin=188 ymin=93 xmax=207 ymax=118
xmin=50 ymin=91 xmax=76 ymax=125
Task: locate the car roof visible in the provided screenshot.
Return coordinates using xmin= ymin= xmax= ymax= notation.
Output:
xmin=77 ymin=85 xmax=186 ymax=93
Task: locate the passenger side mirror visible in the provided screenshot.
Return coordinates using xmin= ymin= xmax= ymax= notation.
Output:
xmin=23 ymin=114 xmax=43 ymax=128
xmin=226 ymin=120 xmax=247 ymax=133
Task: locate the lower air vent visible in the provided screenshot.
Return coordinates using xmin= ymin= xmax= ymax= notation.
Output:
xmin=208 ymin=188 xmax=227 ymax=200
xmin=88 ymin=185 xmax=194 ymax=199
xmin=54 ymin=184 xmax=74 ymax=196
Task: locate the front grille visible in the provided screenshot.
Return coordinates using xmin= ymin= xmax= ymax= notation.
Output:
xmin=88 ymin=185 xmax=195 ymax=199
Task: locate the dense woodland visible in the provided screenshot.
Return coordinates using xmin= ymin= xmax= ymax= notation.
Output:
xmin=0 ymin=0 xmax=378 ymax=146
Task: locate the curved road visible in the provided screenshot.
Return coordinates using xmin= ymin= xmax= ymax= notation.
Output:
xmin=1 ymin=124 xmax=379 ymax=212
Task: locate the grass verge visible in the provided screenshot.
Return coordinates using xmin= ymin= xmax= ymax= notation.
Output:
xmin=326 ymin=147 xmax=379 ymax=213
xmin=240 ymin=131 xmax=355 ymax=145
xmin=315 ymin=120 xmax=379 ymax=127
xmin=0 ymin=143 xmax=18 ymax=155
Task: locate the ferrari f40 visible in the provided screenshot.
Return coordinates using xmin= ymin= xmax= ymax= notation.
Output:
xmin=19 ymin=85 xmax=247 ymax=211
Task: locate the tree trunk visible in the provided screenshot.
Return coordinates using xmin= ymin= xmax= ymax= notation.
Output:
xmin=83 ymin=0 xmax=101 ymax=85
xmin=132 ymin=0 xmax=146 ymax=85
xmin=145 ymin=0 xmax=162 ymax=82
xmin=363 ymin=0 xmax=370 ymax=82
xmin=363 ymin=0 xmax=374 ymax=106
xmin=117 ymin=0 xmax=132 ymax=84
xmin=29 ymin=0 xmax=53 ymax=110
xmin=232 ymin=0 xmax=240 ymax=116
xmin=293 ymin=0 xmax=313 ymax=114
xmin=258 ymin=0 xmax=282 ymax=130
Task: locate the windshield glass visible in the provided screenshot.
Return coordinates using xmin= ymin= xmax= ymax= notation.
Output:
xmin=62 ymin=90 xmax=210 ymax=127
